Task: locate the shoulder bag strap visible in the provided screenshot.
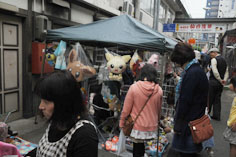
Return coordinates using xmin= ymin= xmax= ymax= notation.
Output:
xmin=133 ymin=91 xmax=154 ymax=123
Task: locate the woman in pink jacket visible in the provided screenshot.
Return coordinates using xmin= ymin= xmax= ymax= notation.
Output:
xmin=119 ymin=64 xmax=163 ymax=157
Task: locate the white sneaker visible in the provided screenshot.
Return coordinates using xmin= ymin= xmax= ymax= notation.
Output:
xmin=206 ymin=148 xmax=214 ymax=157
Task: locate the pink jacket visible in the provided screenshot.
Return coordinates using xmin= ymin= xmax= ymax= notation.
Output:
xmin=0 ymin=141 xmax=21 ymax=157
xmin=119 ymin=81 xmax=162 ymax=132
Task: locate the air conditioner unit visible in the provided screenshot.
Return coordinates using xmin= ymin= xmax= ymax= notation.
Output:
xmin=123 ymin=1 xmax=134 ymax=16
xmin=35 ymin=15 xmax=49 ymax=41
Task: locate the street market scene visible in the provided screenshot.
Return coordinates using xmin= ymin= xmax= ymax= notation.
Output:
xmin=0 ymin=0 xmax=236 ymax=157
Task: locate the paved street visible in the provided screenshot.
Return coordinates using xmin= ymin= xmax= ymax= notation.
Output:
xmin=210 ymin=89 xmax=234 ymax=157
xmin=8 ymin=89 xmax=235 ymax=157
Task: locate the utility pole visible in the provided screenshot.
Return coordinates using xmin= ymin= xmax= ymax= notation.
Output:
xmin=153 ymin=0 xmax=160 ymax=31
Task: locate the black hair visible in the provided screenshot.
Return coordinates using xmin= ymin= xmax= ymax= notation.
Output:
xmin=230 ymin=76 xmax=236 ymax=88
xmin=136 ymin=64 xmax=158 ymax=84
xmin=34 ymin=70 xmax=86 ymax=129
xmin=171 ymin=42 xmax=195 ymax=66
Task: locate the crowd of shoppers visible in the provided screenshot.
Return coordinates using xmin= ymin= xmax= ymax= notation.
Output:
xmin=1 ymin=42 xmax=235 ymax=157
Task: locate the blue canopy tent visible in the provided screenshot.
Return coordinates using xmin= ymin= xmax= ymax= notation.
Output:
xmin=46 ymin=14 xmax=177 ymax=52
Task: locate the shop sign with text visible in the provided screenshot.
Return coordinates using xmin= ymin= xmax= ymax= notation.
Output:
xmin=175 ymin=23 xmax=226 ymax=33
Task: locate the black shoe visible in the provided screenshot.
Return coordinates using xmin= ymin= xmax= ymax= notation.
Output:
xmin=211 ymin=116 xmax=220 ymax=121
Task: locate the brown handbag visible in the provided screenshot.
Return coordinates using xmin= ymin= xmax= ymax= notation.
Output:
xmin=189 ymin=114 xmax=214 ymax=144
xmin=123 ymin=92 xmax=153 ymax=136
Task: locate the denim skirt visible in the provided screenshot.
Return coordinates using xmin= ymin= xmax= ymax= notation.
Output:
xmin=171 ymin=133 xmax=202 ymax=153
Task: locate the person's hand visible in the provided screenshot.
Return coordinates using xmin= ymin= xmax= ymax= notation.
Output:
xmin=207 ymin=67 xmax=211 ymax=72
xmin=164 ymin=127 xmax=172 ymax=133
xmin=221 ymin=80 xmax=226 ymax=85
xmin=173 ymin=72 xmax=177 ymax=78
xmin=231 ymin=123 xmax=236 ymax=132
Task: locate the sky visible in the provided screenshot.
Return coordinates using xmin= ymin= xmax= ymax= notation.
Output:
xmin=181 ymin=0 xmax=207 ymax=18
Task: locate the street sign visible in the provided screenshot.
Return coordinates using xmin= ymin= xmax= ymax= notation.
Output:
xmin=175 ymin=23 xmax=226 ymax=33
xmin=163 ymin=24 xmax=176 ymax=32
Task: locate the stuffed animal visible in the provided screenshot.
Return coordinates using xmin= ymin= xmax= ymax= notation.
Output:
xmin=130 ymin=51 xmax=143 ymax=77
xmin=147 ymin=54 xmax=159 ymax=69
xmin=45 ymin=47 xmax=56 ymax=66
xmin=46 ymin=53 xmax=56 ymax=66
xmin=105 ymin=48 xmax=131 ymax=81
xmin=67 ymin=49 xmax=96 ymax=82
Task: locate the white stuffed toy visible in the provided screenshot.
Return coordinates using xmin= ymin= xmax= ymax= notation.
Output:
xmin=105 ymin=48 xmax=131 ymax=81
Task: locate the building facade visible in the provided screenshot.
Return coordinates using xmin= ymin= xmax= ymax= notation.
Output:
xmin=205 ymin=0 xmax=236 ymax=18
xmin=174 ymin=18 xmax=236 ymax=50
xmin=218 ymin=0 xmax=236 ymax=18
xmin=205 ymin=0 xmax=220 ymax=18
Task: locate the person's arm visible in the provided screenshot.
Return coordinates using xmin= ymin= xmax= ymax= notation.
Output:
xmin=222 ymin=67 xmax=229 ymax=84
xmin=67 ymin=123 xmax=98 ymax=157
xmin=211 ymin=58 xmax=222 ymax=83
xmin=176 ymin=71 xmax=198 ymax=120
xmin=231 ymin=122 xmax=236 ymax=132
xmin=119 ymin=85 xmax=134 ymax=128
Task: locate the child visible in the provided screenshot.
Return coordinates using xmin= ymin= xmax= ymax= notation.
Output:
xmin=223 ymin=76 xmax=236 ymax=157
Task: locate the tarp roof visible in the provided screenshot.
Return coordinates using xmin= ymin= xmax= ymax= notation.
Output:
xmin=47 ymin=14 xmax=177 ymax=52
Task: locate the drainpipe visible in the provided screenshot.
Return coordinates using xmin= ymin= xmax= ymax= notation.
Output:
xmin=153 ymin=0 xmax=160 ymax=31
xmin=42 ymin=0 xmax=45 ymax=14
xmin=134 ymin=0 xmax=140 ymax=19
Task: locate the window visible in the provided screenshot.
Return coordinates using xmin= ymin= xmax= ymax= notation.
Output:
xmin=159 ymin=3 xmax=166 ymax=21
xmin=211 ymin=6 xmax=219 ymax=10
xmin=140 ymin=0 xmax=154 ymax=16
xmin=210 ymin=11 xmax=218 ymax=16
xmin=166 ymin=9 xmax=174 ymax=23
xmin=211 ymin=1 xmax=219 ymax=5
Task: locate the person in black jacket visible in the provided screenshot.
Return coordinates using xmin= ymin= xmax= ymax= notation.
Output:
xmin=34 ymin=70 xmax=98 ymax=157
xmin=170 ymin=43 xmax=209 ymax=157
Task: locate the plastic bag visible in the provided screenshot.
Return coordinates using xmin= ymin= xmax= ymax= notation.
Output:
xmin=75 ymin=43 xmax=93 ymax=67
xmin=0 ymin=122 xmax=8 ymax=141
xmin=54 ymin=40 xmax=67 ymax=70
xmin=117 ymin=130 xmax=127 ymax=155
xmin=66 ymin=42 xmax=96 ymax=82
xmin=97 ymin=63 xmax=110 ymax=82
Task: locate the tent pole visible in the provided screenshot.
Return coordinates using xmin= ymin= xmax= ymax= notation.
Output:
xmin=157 ymin=46 xmax=166 ymax=157
xmin=159 ymin=53 xmax=166 ymax=87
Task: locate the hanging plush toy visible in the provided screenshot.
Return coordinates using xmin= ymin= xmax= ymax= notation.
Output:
xmin=105 ymin=48 xmax=131 ymax=81
xmin=147 ymin=54 xmax=159 ymax=69
xmin=67 ymin=49 xmax=96 ymax=82
xmin=130 ymin=51 xmax=142 ymax=77
xmin=45 ymin=47 xmax=56 ymax=66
